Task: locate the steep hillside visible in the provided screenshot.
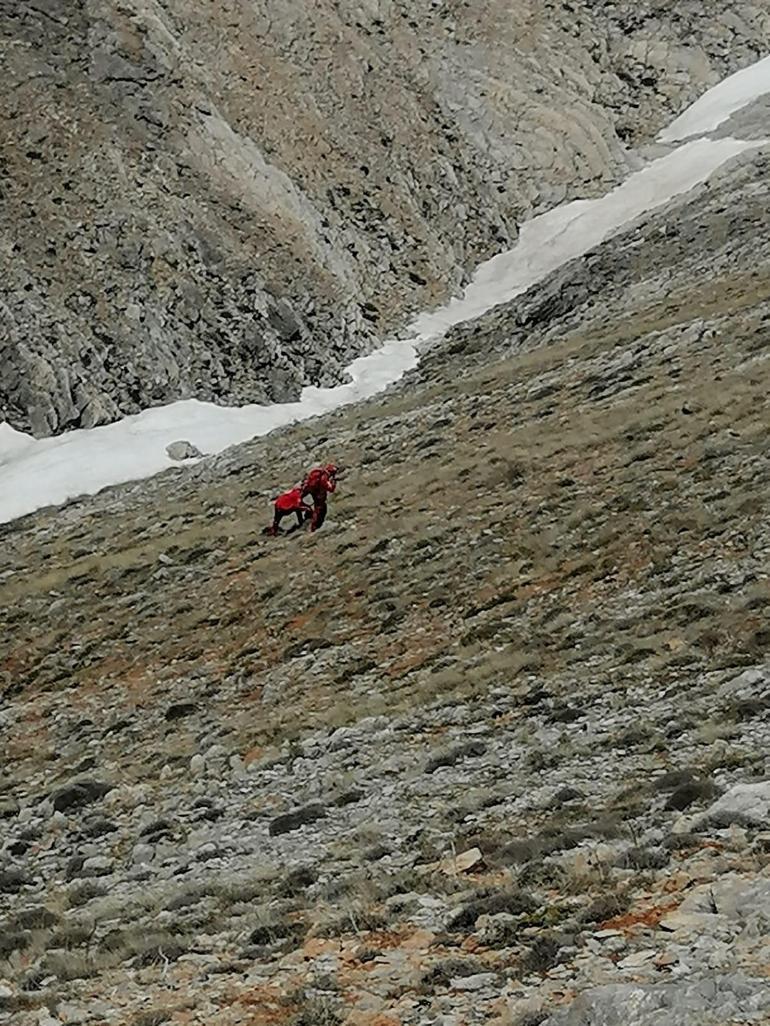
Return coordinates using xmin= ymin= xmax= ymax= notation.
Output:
xmin=0 ymin=129 xmax=768 ymax=1025
xmin=2 ymin=1 xmax=769 ymax=434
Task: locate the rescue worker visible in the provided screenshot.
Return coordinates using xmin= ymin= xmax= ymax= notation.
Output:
xmin=301 ymin=462 xmax=339 ymax=532
xmin=268 ymin=484 xmax=312 ymax=536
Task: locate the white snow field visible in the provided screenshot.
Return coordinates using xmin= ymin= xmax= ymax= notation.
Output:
xmin=658 ymin=53 xmax=770 ymax=143
xmin=1 ymin=56 xmax=769 ymax=524
xmin=407 ymin=137 xmax=760 ymax=339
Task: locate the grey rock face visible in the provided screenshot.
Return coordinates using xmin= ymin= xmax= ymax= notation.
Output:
xmin=2 ymin=2 xmax=769 ymax=435
xmin=542 ymin=975 xmax=770 ymax=1026
xmin=717 ymin=666 xmax=770 ymax=702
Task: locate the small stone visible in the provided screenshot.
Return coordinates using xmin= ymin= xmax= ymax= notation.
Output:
xmin=658 ymin=911 xmax=710 ymax=934
xmin=55 ymin=1006 xmax=88 ymax=1025
xmin=654 ymin=950 xmax=678 ymax=968
xmin=444 ymin=847 xmax=484 ymax=874
xmin=327 ymin=727 xmax=354 ymax=751
xmin=0 ymin=868 xmax=31 ymax=893
xmin=50 ymin=779 xmax=112 ymax=813
xmin=450 ymin=972 xmax=498 ymax=991
xmin=166 ymin=440 xmax=204 ymax=461
xmin=0 ymin=797 xmax=20 ymax=819
xmin=190 ymin=754 xmax=206 ymax=776
xmin=617 ymin=949 xmax=656 ymax=969
xmin=81 ymin=856 xmax=114 ymax=877
xmin=133 ymin=844 xmax=154 ymax=865
xmin=717 ymin=667 xmax=769 ymax=700
xmin=551 ymin=785 xmax=585 ymax=805
xmin=547 ymin=964 xmax=574 ymax=979
xmin=269 ymin=803 xmax=326 ymax=836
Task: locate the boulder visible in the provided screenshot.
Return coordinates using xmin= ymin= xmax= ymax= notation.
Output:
xmin=50 ymin=779 xmax=113 ymax=814
xmin=700 ymin=780 xmax=770 ymax=828
xmin=166 ymin=440 xmax=204 ymax=461
xmin=269 ymin=803 xmax=326 ymax=836
xmin=543 ymin=974 xmax=770 ymax=1025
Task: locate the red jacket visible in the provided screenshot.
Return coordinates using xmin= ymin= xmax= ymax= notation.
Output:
xmin=301 ymin=467 xmax=336 ymax=502
xmin=274 ymin=486 xmax=309 ymax=513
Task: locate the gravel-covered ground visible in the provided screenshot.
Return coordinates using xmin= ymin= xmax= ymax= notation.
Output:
xmin=1 ymin=139 xmax=769 ymax=1024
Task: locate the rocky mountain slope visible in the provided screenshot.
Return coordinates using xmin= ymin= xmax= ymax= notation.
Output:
xmin=2 ymin=1 xmax=770 ymax=434
xmin=1 ymin=103 xmax=769 ymax=1025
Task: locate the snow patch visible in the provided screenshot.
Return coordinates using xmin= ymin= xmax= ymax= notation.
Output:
xmin=0 ymin=340 xmax=419 ymax=524
xmin=658 ymin=54 xmax=770 ymax=143
xmin=408 ymin=138 xmax=760 ymax=338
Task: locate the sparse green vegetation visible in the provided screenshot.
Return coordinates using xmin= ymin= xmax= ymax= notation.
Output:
xmin=448 ymin=889 xmax=536 ymax=931
xmin=131 ymin=1011 xmax=173 ymax=1026
xmin=0 ymin=84 xmax=768 ymax=1026
xmin=520 ymin=933 xmax=565 ymax=974
xmin=421 ymin=957 xmax=484 ymax=988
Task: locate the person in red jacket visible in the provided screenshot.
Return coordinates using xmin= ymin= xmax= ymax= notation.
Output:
xmin=266 ymin=463 xmax=340 ymax=536
xmin=301 ymin=463 xmax=338 ymax=532
xmin=268 ymin=485 xmax=312 ymax=536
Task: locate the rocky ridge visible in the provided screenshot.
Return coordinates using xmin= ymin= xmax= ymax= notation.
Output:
xmin=0 ymin=113 xmax=769 ymax=1025
xmin=2 ymin=1 xmax=770 ymax=434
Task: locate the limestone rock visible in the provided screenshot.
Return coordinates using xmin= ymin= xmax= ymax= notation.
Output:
xmin=445 ymin=847 xmax=485 ymax=874
xmin=700 ymin=781 xmax=770 ymax=828
xmin=542 ymin=976 xmax=770 ymax=1026
xmin=166 ymin=440 xmax=204 ymax=461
